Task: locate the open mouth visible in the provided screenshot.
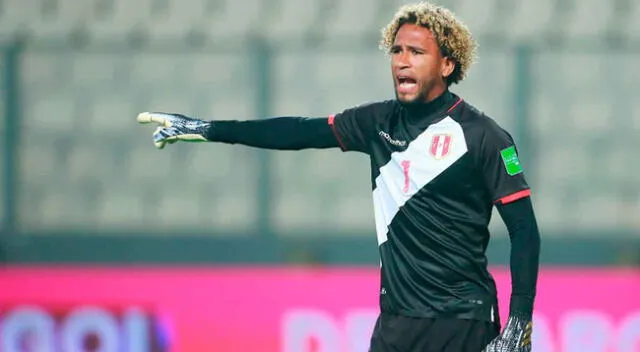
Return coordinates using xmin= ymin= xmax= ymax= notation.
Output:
xmin=397 ymin=75 xmax=418 ymax=93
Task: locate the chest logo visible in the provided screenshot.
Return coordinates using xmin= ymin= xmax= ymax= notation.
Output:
xmin=430 ymin=134 xmax=452 ymax=159
xmin=378 ymin=130 xmax=407 ymax=147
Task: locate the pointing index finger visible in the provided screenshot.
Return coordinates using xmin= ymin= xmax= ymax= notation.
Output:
xmin=136 ymin=112 xmax=172 ymax=127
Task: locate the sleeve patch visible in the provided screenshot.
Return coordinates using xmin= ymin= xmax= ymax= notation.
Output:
xmin=500 ymin=146 xmax=523 ymax=176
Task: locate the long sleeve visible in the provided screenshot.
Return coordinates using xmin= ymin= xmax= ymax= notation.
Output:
xmin=203 ymin=116 xmax=340 ymax=150
xmin=495 ymin=195 xmax=541 ymax=319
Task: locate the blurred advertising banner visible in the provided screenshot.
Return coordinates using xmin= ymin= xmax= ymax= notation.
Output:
xmin=0 ymin=267 xmax=638 ymax=352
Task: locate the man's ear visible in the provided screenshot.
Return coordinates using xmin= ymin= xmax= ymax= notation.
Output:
xmin=441 ymin=57 xmax=456 ymax=80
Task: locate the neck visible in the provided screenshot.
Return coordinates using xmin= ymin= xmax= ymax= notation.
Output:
xmin=401 ymin=89 xmax=454 ymax=118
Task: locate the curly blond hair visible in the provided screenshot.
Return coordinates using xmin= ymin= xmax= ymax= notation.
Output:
xmin=379 ymin=2 xmax=478 ymax=85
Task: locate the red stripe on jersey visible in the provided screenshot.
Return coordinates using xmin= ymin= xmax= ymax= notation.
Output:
xmin=447 ymin=98 xmax=463 ymax=113
xmin=328 ymin=114 xmax=347 ymax=151
xmin=497 ymin=189 xmax=531 ymax=205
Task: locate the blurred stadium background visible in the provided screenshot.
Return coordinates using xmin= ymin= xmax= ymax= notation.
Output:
xmin=0 ymin=0 xmax=639 ymax=351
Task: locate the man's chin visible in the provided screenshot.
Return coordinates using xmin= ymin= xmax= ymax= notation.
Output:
xmin=395 ymin=94 xmax=421 ymax=106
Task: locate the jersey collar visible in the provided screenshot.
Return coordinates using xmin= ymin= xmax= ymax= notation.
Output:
xmin=400 ymin=90 xmax=459 ymax=123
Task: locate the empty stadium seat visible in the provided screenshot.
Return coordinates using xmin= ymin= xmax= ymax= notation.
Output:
xmin=206 ymin=94 xmax=257 ymax=121
xmin=204 ymin=0 xmax=264 ymax=40
xmin=261 ymin=0 xmax=321 ymax=41
xmin=536 ymin=142 xmax=589 ymax=188
xmin=614 ymin=53 xmax=640 ymax=91
xmin=633 ymin=97 xmax=640 ymax=131
xmin=598 ymin=142 xmax=633 ymax=184
xmin=27 ymin=0 xmax=93 ymax=40
xmin=271 ymin=147 xmax=372 ymax=233
xmin=564 ymin=0 xmax=614 ymax=39
xmin=448 ymin=0 xmax=498 ymax=36
xmin=529 ymin=92 xmax=556 ymax=136
xmin=573 ymin=194 xmax=620 ymax=230
xmin=95 ymin=186 xmax=146 ymax=228
xmin=30 ymin=183 xmax=100 ymax=230
xmin=21 ymin=53 xmax=66 ymax=89
xmin=70 ymin=52 xmax=121 ymax=88
xmin=182 ymin=147 xmax=259 ymax=232
xmin=153 ymin=186 xmax=207 ymax=228
xmin=272 ymin=51 xmax=391 ymax=119
xmin=184 ymin=53 xmax=252 ymax=89
xmin=540 ymin=53 xmax=603 ymax=96
xmin=272 ymin=51 xmax=325 ymax=116
xmin=87 ymin=91 xmax=139 ymax=134
xmin=314 ymin=52 xmax=392 ymax=105
xmin=529 ymin=192 xmax=563 ymax=232
xmin=331 ymin=192 xmax=375 ymax=232
xmin=19 ymin=136 xmax=63 ymax=186
xmin=66 ymin=143 xmax=120 ymax=184
xmin=0 ymin=0 xmax=39 ymax=39
xmin=273 ymin=190 xmax=327 ymax=231
xmin=88 ymin=0 xmax=153 ymax=42
xmin=128 ymin=53 xmax=183 ymax=85
xmin=627 ymin=1 xmax=640 ymax=40
xmin=568 ymin=99 xmax=614 ymax=136
xmin=323 ymin=0 xmax=381 ymax=40
xmin=182 ymin=144 xmax=231 ymax=182
xmin=26 ymin=188 xmax=69 ymax=229
xmin=145 ymin=0 xmax=209 ymax=42
xmin=24 ymin=93 xmax=77 ymax=133
xmin=127 ymin=144 xmax=174 ymax=184
xmin=505 ymin=0 xmax=554 ymax=41
xmin=197 ymin=144 xmax=257 ymax=182
xmin=208 ymin=192 xmax=257 ymax=232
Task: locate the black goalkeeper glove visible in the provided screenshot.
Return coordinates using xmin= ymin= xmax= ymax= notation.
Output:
xmin=483 ymin=315 xmax=532 ymax=352
xmin=136 ymin=112 xmax=212 ymax=149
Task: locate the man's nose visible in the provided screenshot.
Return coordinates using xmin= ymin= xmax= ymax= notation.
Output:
xmin=393 ymin=52 xmax=410 ymax=68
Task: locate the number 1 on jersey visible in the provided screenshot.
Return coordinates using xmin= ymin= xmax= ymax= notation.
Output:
xmin=401 ymin=160 xmax=411 ymax=193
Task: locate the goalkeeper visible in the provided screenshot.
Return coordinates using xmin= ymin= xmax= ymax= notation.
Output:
xmin=138 ymin=2 xmax=541 ymax=351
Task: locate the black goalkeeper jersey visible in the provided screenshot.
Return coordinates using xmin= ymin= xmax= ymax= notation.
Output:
xmin=328 ymin=91 xmax=530 ymax=322
xmin=207 ymin=89 xmax=537 ymax=322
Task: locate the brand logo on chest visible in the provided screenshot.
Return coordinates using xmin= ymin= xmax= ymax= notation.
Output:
xmin=429 ymin=134 xmax=453 ymax=159
xmin=378 ymin=130 xmax=407 ymax=147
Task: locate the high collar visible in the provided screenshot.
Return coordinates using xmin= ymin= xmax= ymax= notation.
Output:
xmin=400 ymin=90 xmax=457 ymax=122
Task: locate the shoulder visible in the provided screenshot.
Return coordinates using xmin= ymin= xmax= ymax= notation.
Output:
xmin=455 ymin=100 xmax=514 ymax=144
xmin=335 ymin=99 xmax=399 ymax=119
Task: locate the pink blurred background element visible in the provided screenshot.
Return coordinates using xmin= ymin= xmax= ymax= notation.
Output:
xmin=1 ymin=267 xmax=638 ymax=352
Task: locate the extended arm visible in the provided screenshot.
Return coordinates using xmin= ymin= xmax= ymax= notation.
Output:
xmin=484 ymin=196 xmax=541 ymax=351
xmin=498 ymin=196 xmax=540 ymax=320
xmin=136 ymin=112 xmax=340 ymax=150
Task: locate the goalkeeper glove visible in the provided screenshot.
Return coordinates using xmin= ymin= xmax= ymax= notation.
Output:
xmin=483 ymin=315 xmax=532 ymax=352
xmin=136 ymin=112 xmax=211 ymax=149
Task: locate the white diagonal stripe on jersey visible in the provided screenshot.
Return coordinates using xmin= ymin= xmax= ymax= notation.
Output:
xmin=372 ymin=117 xmax=467 ymax=247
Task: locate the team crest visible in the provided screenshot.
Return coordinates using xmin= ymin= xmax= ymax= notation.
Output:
xmin=430 ymin=134 xmax=452 ymax=159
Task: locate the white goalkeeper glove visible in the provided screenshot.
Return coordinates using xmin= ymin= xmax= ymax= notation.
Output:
xmin=136 ymin=112 xmax=211 ymax=149
xmin=483 ymin=315 xmax=532 ymax=352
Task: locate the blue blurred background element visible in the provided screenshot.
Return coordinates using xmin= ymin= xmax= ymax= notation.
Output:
xmin=0 ymin=0 xmax=639 ymax=266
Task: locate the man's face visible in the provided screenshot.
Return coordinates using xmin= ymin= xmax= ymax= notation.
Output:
xmin=390 ymin=23 xmax=454 ymax=104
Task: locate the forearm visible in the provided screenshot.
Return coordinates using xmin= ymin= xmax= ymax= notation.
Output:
xmin=496 ymin=196 xmax=541 ymax=318
xmin=204 ymin=116 xmax=340 ymax=150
